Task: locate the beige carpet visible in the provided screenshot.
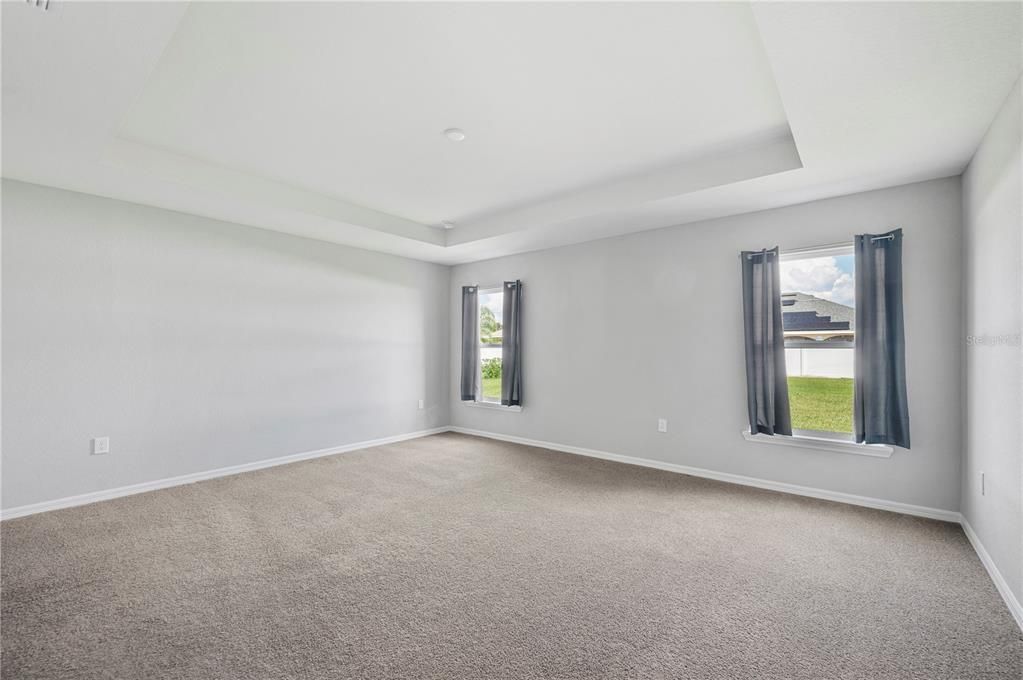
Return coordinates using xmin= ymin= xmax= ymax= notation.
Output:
xmin=2 ymin=432 xmax=1020 ymax=679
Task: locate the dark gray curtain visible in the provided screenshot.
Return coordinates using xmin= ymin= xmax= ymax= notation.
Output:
xmin=854 ymin=229 xmax=910 ymax=448
xmin=501 ymin=280 xmax=522 ymax=407
xmin=741 ymin=247 xmax=792 ymax=436
xmin=460 ymin=285 xmax=479 ymax=401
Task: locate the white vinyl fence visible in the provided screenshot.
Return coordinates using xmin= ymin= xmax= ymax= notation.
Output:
xmin=785 ymin=348 xmax=854 ymax=378
xmin=485 ymin=345 xmax=852 ymax=378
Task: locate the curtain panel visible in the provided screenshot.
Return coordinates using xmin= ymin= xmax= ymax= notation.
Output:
xmin=854 ymin=229 xmax=910 ymax=448
xmin=740 ymin=247 xmax=792 ymax=436
xmin=501 ymin=280 xmax=522 ymax=407
xmin=460 ymin=285 xmax=480 ymax=401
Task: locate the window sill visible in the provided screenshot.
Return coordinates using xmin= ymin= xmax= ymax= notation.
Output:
xmin=464 ymin=400 xmax=522 ymax=412
xmin=742 ymin=430 xmax=893 ymax=458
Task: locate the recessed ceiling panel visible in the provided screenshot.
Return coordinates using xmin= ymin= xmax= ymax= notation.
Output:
xmin=119 ymin=2 xmax=790 ymax=225
xmin=5 ymin=1 xmax=1018 ymax=264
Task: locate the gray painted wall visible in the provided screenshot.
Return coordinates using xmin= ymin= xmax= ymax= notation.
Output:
xmin=2 ymin=180 xmax=451 ymax=509
xmin=962 ymin=78 xmax=1022 ymax=604
xmin=451 ymin=177 xmax=963 ymax=512
xmin=0 ymin=174 xmax=978 ymax=522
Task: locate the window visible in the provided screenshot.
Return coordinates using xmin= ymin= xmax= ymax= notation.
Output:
xmin=461 ymin=281 xmax=521 ymax=410
xmin=779 ymin=245 xmax=855 ymax=440
xmin=478 ymin=287 xmax=504 ymax=403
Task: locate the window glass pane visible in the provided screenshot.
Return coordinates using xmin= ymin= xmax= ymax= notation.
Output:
xmin=479 ymin=289 xmax=503 ymax=402
xmin=779 ymin=252 xmax=855 ymax=435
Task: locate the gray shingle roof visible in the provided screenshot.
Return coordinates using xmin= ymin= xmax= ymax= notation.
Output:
xmin=781 ymin=292 xmax=854 ymax=332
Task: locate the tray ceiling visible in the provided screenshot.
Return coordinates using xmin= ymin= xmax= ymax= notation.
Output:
xmin=3 ymin=1 xmax=1020 ymax=264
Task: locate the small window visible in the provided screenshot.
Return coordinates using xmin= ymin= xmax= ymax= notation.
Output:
xmin=779 ymin=245 xmax=855 ymax=440
xmin=478 ymin=287 xmax=503 ymax=403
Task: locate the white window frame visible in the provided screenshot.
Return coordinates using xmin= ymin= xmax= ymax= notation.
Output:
xmin=742 ymin=242 xmax=891 ymax=457
xmin=465 ymin=285 xmax=521 ymax=412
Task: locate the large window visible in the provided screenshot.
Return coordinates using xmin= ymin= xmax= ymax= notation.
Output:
xmin=779 ymin=245 xmax=855 ymax=439
xmin=478 ymin=287 xmax=503 ymax=403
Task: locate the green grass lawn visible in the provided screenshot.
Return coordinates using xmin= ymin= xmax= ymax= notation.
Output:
xmin=482 ymin=377 xmax=501 ymax=400
xmin=787 ymin=376 xmax=853 ymax=433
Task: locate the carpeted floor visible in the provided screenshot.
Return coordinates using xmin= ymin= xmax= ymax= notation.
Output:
xmin=2 ymin=432 xmax=1020 ymax=679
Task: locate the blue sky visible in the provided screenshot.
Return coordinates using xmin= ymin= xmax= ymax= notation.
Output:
xmin=780 ymin=254 xmax=855 ymax=307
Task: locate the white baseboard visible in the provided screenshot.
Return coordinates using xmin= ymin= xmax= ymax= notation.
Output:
xmin=1 ymin=425 xmax=960 ymax=524
xmin=961 ymin=518 xmax=1023 ymax=631
xmin=448 ymin=427 xmax=962 ymax=523
xmin=0 ymin=427 xmax=449 ymax=521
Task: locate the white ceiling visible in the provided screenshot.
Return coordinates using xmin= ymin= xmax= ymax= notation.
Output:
xmin=3 ymin=1 xmax=1021 ymax=265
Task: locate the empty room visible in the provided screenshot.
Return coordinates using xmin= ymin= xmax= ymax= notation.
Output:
xmin=2 ymin=1 xmax=1021 ymax=678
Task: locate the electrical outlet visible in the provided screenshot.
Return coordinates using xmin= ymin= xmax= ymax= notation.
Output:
xmin=418 ymin=399 xmax=425 ymax=410
xmin=91 ymin=437 xmax=110 ymax=455
xmin=981 ymin=471 xmax=985 ymax=496
xmin=657 ymin=418 xmax=668 ymax=433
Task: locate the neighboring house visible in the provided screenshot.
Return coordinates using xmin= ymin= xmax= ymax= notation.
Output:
xmin=781 ymin=292 xmax=854 ymax=345
xmin=781 ymin=292 xmax=855 ymax=379
xmin=480 ymin=328 xmax=503 ymax=362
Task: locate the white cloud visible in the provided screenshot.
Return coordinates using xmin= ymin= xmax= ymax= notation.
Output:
xmin=780 ymin=257 xmax=855 ymax=307
xmin=819 ymin=272 xmax=855 ymax=306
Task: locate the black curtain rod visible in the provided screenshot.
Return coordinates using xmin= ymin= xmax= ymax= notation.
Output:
xmin=743 ymin=232 xmax=896 ymax=258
